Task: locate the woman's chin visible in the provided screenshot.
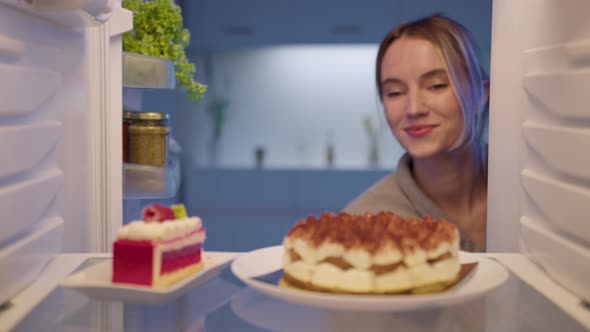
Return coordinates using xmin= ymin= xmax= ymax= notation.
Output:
xmin=404 ymin=145 xmax=445 ymax=160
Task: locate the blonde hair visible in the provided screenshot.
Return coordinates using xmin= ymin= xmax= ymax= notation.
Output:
xmin=376 ymin=14 xmax=489 ymax=147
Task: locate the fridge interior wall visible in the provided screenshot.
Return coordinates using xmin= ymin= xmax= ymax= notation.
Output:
xmin=488 ymin=0 xmax=590 ymax=300
xmin=0 ymin=6 xmax=90 ymax=253
xmin=489 ymin=0 xmax=590 ymax=248
xmin=0 ymin=3 xmax=128 ymax=253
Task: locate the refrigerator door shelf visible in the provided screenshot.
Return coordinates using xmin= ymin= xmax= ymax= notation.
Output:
xmin=123 ymin=162 xmax=179 ymax=200
xmin=491 ymin=254 xmax=590 ymax=330
xmin=0 ymin=169 xmax=63 ymax=246
xmin=0 ymin=0 xmax=115 ymax=28
xmin=521 ymin=216 xmax=590 ymax=303
xmin=9 ymin=285 xmax=63 ymax=332
xmin=523 ymin=122 xmax=590 ymax=180
xmin=0 ymin=121 xmax=62 ymax=179
xmin=0 ymin=254 xmax=91 ymax=332
xmin=0 ymin=216 xmax=63 ymax=306
xmin=0 ymin=35 xmax=24 ymax=58
xmin=0 ymin=65 xmax=61 ymax=117
xmin=524 ymin=71 xmax=590 ymax=120
xmin=123 ymin=52 xmax=176 ymax=89
xmin=523 ymin=40 xmax=590 ymax=73
xmin=522 ymin=169 xmax=590 ymax=243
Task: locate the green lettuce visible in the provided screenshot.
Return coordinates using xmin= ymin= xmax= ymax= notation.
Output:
xmin=123 ymin=0 xmax=206 ymax=103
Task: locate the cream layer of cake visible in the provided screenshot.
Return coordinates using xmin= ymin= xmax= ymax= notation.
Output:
xmin=282 ymin=212 xmax=460 ymax=293
xmin=112 ymin=217 xmax=206 ymax=288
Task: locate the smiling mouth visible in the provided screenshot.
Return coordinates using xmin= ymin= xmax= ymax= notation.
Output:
xmin=404 ymin=125 xmax=438 ymax=138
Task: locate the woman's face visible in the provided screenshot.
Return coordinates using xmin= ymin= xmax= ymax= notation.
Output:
xmin=380 ymin=37 xmax=464 ymax=159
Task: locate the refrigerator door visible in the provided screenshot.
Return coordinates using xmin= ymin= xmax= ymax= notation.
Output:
xmin=0 ymin=217 xmax=63 ymax=305
xmin=0 ymin=2 xmax=89 ymax=253
xmin=0 ymin=0 xmax=131 ymax=253
xmin=0 ymin=0 xmax=131 ymax=308
xmin=488 ymin=0 xmax=590 ymax=301
xmin=0 ymin=169 xmax=63 ymax=245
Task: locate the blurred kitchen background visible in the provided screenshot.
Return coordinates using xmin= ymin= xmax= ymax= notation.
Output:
xmin=127 ymin=0 xmax=493 ymax=251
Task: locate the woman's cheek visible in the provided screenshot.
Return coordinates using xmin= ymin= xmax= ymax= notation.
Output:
xmin=383 ymin=102 xmax=403 ymax=125
xmin=384 ymin=107 xmax=405 ymax=141
xmin=384 ymin=110 xmax=397 ymax=133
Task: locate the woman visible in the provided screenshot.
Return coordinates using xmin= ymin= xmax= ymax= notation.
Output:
xmin=344 ymin=15 xmax=489 ymax=252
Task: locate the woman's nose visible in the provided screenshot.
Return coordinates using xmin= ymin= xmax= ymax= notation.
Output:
xmin=406 ymin=90 xmax=428 ymax=117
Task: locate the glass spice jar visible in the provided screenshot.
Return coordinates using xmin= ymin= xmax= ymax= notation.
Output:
xmin=128 ymin=112 xmax=170 ymax=167
xmin=122 ymin=111 xmax=136 ymax=163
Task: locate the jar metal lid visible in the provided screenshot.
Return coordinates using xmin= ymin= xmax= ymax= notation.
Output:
xmin=123 ymin=111 xmax=138 ymax=119
xmin=133 ymin=112 xmax=170 ymax=121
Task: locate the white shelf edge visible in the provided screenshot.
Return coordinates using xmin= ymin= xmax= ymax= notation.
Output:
xmin=123 ymin=162 xmax=179 ymax=200
xmin=122 ymin=52 xmax=176 ymax=89
xmin=0 ymin=0 xmax=116 ymax=28
xmin=0 ymin=254 xmax=88 ymax=332
xmin=0 ymin=35 xmax=24 ymax=58
xmin=109 ymin=7 xmax=132 ymax=37
xmin=489 ymin=253 xmax=590 ymax=329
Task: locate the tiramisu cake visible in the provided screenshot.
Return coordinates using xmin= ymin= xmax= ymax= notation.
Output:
xmin=112 ymin=204 xmax=206 ymax=288
xmin=281 ymin=212 xmax=460 ymax=294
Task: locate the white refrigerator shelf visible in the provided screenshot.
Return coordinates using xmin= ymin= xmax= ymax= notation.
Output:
xmin=0 ymin=253 xmax=103 ymax=332
xmin=0 ymin=169 xmax=63 ymax=245
xmin=122 ymin=52 xmax=176 ymax=89
xmin=0 ymin=217 xmax=63 ymax=308
xmin=123 ymin=162 xmax=179 ymax=200
xmin=520 ymin=216 xmax=590 ymax=304
xmin=0 ymin=0 xmax=120 ymax=28
xmin=490 ymin=253 xmax=590 ymax=329
xmin=0 ymin=121 xmax=62 ymax=179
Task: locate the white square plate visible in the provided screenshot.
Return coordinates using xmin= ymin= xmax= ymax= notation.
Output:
xmin=60 ymin=251 xmax=241 ymax=304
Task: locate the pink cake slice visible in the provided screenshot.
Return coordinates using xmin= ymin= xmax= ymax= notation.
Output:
xmin=112 ymin=217 xmax=206 ymax=288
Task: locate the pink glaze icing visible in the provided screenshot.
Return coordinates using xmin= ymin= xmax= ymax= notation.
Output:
xmin=112 ymin=229 xmax=205 ymax=286
xmin=112 ymin=240 xmax=155 ymax=286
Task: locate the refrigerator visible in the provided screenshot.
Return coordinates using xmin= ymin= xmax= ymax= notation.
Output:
xmin=487 ymin=0 xmax=590 ymax=303
xmin=0 ymin=0 xmax=589 ymax=329
xmin=0 ymin=0 xmax=131 ymax=306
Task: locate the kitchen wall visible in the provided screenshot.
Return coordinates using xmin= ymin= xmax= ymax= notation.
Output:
xmin=161 ymin=0 xmax=493 ymax=170
xmin=177 ymin=45 xmax=404 ymax=170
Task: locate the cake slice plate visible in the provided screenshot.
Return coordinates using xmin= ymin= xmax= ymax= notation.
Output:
xmin=60 ymin=251 xmax=240 ymax=304
xmin=231 ymin=246 xmax=509 ymax=312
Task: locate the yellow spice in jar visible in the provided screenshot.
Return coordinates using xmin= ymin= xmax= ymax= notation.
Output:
xmin=129 ymin=123 xmax=169 ymax=167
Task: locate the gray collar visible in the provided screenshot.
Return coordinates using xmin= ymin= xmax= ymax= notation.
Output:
xmin=394 ymin=153 xmax=477 ymax=252
xmin=394 ymin=153 xmax=449 ymax=219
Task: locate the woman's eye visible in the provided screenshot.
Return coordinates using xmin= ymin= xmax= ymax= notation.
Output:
xmin=386 ymin=91 xmax=404 ymax=98
xmin=429 ymin=83 xmax=448 ymax=90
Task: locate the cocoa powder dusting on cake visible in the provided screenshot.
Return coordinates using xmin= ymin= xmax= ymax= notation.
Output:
xmin=286 ymin=211 xmax=458 ymax=253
